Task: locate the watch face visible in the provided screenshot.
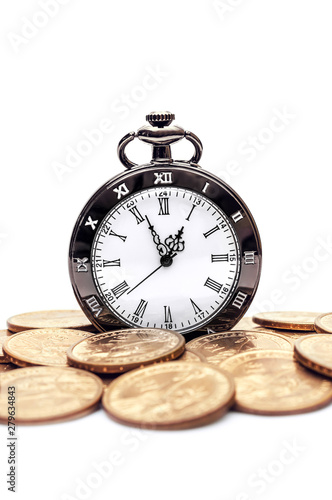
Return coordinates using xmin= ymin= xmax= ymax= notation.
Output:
xmin=90 ymin=187 xmax=240 ymax=333
xmin=69 ymin=163 xmax=262 ymax=334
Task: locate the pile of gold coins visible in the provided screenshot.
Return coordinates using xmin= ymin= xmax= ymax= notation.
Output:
xmin=1 ymin=310 xmax=332 ymax=429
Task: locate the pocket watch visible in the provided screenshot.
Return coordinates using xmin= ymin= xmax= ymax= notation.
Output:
xmin=69 ymin=112 xmax=262 ymax=335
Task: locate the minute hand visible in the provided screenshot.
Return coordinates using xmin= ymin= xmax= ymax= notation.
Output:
xmin=126 ymin=264 xmax=163 ymax=295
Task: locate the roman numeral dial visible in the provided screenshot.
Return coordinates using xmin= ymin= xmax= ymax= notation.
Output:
xmin=91 ymin=186 xmax=241 ymax=334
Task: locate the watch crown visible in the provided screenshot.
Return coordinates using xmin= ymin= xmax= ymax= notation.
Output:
xmin=146 ymin=111 xmax=175 ymax=128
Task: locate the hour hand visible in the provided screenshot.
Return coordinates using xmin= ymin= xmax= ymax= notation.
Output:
xmin=165 ymin=227 xmax=185 ymax=255
xmin=145 ymin=216 xmax=168 ymax=256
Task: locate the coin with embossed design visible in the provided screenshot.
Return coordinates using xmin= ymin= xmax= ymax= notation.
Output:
xmin=294 ymin=334 xmax=332 ymax=378
xmin=186 ymin=330 xmax=292 ymax=365
xmin=0 ymin=366 xmax=103 ymax=424
xmin=3 ymin=329 xmax=92 ymax=367
xmin=314 ymin=313 xmax=332 ymax=334
xmin=177 ymin=349 xmax=205 ymax=362
xmin=251 ymin=326 xmax=313 ymax=345
xmin=7 ymin=310 xmax=96 ymax=333
xmin=98 ymin=350 xmax=203 ymax=387
xmin=220 ymin=350 xmax=332 ymax=415
xmin=232 ymin=317 xmax=257 ymax=331
xmin=102 ymin=361 xmax=235 ymax=429
xmin=67 ymin=328 xmax=185 ymax=373
xmin=252 ymin=311 xmax=320 ymax=331
xmin=193 ymin=317 xmax=257 ymax=338
xmin=0 ymin=330 xmax=12 ymax=363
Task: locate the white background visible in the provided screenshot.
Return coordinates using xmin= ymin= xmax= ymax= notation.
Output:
xmin=1 ymin=1 xmax=332 ymax=499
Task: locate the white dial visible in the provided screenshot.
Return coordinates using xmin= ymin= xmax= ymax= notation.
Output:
xmin=91 ymin=187 xmax=241 ymax=333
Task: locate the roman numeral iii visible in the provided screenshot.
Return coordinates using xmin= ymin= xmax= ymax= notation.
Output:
xmin=211 ymin=254 xmax=229 ymax=262
xmin=244 ymin=251 xmax=255 ymax=265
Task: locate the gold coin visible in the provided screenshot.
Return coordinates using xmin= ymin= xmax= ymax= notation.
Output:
xmin=251 ymin=326 xmax=314 ymax=344
xmin=294 ymin=334 xmax=332 ymax=378
xmin=252 ymin=311 xmax=320 ymax=331
xmin=177 ymin=349 xmax=205 ymax=362
xmin=0 ymin=330 xmax=12 ymax=363
xmin=3 ymin=329 xmax=92 ymax=367
xmin=98 ymin=350 xmax=204 ymax=387
xmin=0 ymin=363 xmax=18 ymax=373
xmin=186 ymin=330 xmax=292 ymax=365
xmin=314 ymin=312 xmax=332 ymax=334
xmin=220 ymin=350 xmax=332 ymax=415
xmin=102 ymin=361 xmax=235 ymax=429
xmin=67 ymin=328 xmax=185 ymax=374
xmin=232 ymin=317 xmax=257 ymax=330
xmin=193 ymin=317 xmax=256 ymax=337
xmin=0 ymin=366 xmax=103 ymax=424
xmin=7 ymin=310 xmax=95 ymax=333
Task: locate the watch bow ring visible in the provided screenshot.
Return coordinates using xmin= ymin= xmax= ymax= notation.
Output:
xmin=117 ymin=112 xmax=203 ymax=169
